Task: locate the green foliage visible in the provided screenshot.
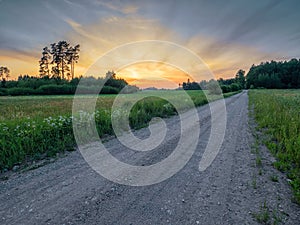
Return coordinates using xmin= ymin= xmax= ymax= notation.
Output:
xmin=217 ymin=69 xmax=245 ymax=93
xmin=270 ymin=175 xmax=279 ymax=182
xmin=7 ymin=87 xmax=37 ymax=96
xmin=207 ymin=80 xmax=222 ymax=95
xmin=182 ymin=81 xmax=201 ymax=90
xmin=246 ymin=59 xmax=300 ymax=89
xmin=0 ymin=90 xmax=239 ymax=171
xmin=235 ymin=69 xmax=246 ymax=88
xmin=253 ymin=201 xmax=270 ymax=224
xmin=249 ymin=89 xmax=300 ymax=204
xmin=0 ymin=88 xmax=8 ymax=96
xmin=1 ymin=75 xmax=137 ymax=96
xmin=252 ymin=200 xmax=283 ymax=225
xmin=37 ymin=84 xmax=75 ymax=95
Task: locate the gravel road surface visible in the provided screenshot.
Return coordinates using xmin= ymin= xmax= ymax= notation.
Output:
xmin=1 ymin=91 xmax=299 ymax=224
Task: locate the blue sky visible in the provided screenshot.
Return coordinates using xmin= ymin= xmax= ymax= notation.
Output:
xmin=0 ymin=0 xmax=299 ymax=87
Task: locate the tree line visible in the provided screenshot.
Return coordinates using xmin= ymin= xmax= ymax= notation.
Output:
xmin=0 ymin=71 xmax=139 ymax=96
xmin=1 ymin=40 xmax=300 ymax=96
xmin=180 ymin=69 xmax=245 ymax=94
xmin=0 ymin=40 xmax=139 ymax=96
xmin=246 ymin=59 xmax=300 ymax=89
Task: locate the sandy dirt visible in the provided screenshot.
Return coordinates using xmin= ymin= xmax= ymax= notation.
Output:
xmin=0 ymin=91 xmax=299 ymax=224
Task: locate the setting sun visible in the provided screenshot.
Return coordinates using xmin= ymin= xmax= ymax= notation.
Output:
xmin=117 ymin=62 xmax=189 ymax=89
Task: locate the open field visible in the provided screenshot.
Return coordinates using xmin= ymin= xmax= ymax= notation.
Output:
xmin=0 ymin=90 xmax=239 ymax=171
xmin=249 ymin=89 xmax=300 ymax=203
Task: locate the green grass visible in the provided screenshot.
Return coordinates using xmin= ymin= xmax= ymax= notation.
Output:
xmin=253 ymin=201 xmax=270 ymax=224
xmin=270 ymin=175 xmax=279 ymax=182
xmin=252 ymin=200 xmax=283 ymax=225
xmin=0 ymin=90 xmax=240 ymax=172
xmin=249 ymin=89 xmax=300 ymax=204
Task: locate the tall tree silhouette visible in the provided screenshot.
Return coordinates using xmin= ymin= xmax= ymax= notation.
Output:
xmin=39 ymin=41 xmax=80 ymax=80
xmin=50 ymin=41 xmax=70 ymax=79
xmin=39 ymin=47 xmax=51 ymax=77
xmin=66 ymin=44 xmax=80 ymax=80
xmin=235 ymin=69 xmax=245 ymax=88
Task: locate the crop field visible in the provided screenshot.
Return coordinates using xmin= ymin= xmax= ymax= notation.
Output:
xmin=0 ymin=90 xmax=239 ymax=172
xmin=249 ymin=89 xmax=300 ymax=203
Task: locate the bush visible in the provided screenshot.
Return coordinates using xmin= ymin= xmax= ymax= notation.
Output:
xmin=221 ymin=85 xmax=231 ymax=93
xmin=230 ymin=83 xmax=241 ymax=92
xmin=7 ymin=87 xmax=37 ymax=96
xmin=100 ymin=86 xmax=119 ymax=94
xmin=37 ymin=84 xmax=75 ymax=95
xmin=0 ymin=88 xmax=8 ymax=96
xmin=207 ymin=80 xmax=222 ymax=95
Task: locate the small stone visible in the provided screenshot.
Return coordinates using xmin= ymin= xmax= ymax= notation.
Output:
xmin=12 ymin=165 xmax=20 ymax=171
xmin=182 ymin=199 xmax=185 ymax=203
xmin=49 ymin=158 xmax=55 ymax=163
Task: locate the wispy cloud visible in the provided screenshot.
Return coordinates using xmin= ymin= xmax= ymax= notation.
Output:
xmin=1 ymin=0 xmax=300 ymax=86
xmin=93 ymin=0 xmax=138 ymax=14
xmin=63 ymin=14 xmax=278 ymax=84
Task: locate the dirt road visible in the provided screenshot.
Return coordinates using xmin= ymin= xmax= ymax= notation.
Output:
xmin=1 ymin=91 xmax=299 ymax=224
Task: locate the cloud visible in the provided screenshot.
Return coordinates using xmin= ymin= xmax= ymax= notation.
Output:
xmin=2 ymin=0 xmax=298 ymax=85
xmin=63 ymin=14 xmax=279 ymax=83
xmin=93 ymin=0 xmax=138 ymax=14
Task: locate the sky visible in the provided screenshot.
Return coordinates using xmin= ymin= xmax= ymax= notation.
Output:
xmin=0 ymin=0 xmax=300 ymax=88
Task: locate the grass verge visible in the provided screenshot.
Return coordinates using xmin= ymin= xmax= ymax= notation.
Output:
xmin=249 ymin=89 xmax=300 ymax=204
xmin=0 ymin=90 xmax=241 ymax=172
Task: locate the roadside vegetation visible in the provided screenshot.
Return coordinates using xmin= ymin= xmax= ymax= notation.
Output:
xmin=246 ymin=59 xmax=300 ymax=89
xmin=249 ymin=89 xmax=300 ymax=204
xmin=0 ymin=90 xmax=240 ymax=172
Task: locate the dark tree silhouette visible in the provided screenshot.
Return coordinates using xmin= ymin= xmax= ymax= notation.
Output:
xmin=246 ymin=59 xmax=300 ymax=89
xmin=50 ymin=41 xmax=70 ymax=79
xmin=39 ymin=47 xmax=51 ymax=77
xmin=39 ymin=41 xmax=80 ymax=80
xmin=66 ymin=44 xmax=80 ymax=80
xmin=0 ymin=66 xmax=10 ymax=80
xmin=235 ymin=69 xmax=246 ymax=88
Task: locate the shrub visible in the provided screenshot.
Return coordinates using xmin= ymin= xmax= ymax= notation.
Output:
xmin=37 ymin=84 xmax=76 ymax=95
xmin=207 ymin=80 xmax=222 ymax=95
xmin=7 ymin=87 xmax=37 ymax=96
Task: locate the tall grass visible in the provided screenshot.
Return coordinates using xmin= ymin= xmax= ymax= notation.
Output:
xmin=0 ymin=90 xmax=240 ymax=172
xmin=249 ymin=89 xmax=300 ymax=203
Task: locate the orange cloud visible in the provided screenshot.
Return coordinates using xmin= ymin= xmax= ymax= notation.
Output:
xmin=2 ymin=14 xmax=281 ymax=86
xmin=64 ymin=15 xmax=279 ymax=84
xmin=0 ymin=50 xmax=39 ymax=79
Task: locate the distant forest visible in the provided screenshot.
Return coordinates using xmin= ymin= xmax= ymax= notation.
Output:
xmin=182 ymin=58 xmax=300 ymax=92
xmin=246 ymin=59 xmax=300 ymax=89
xmin=1 ymin=56 xmax=300 ymax=96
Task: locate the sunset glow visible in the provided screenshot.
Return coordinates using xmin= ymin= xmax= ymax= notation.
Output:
xmin=117 ymin=62 xmax=190 ymax=89
xmin=1 ymin=1 xmax=299 ymax=87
